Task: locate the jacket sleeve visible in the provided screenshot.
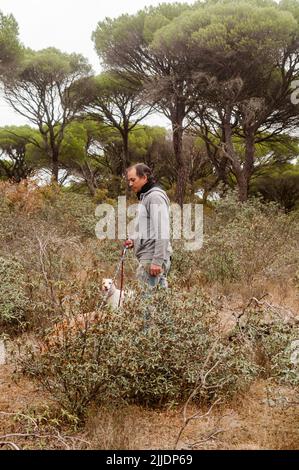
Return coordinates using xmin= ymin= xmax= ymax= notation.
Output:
xmin=148 ymin=193 xmax=170 ymax=266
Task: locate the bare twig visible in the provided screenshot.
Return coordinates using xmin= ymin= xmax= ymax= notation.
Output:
xmin=236 ymin=295 xmax=298 ymax=325
xmin=190 ymin=428 xmax=225 ymax=448
xmin=175 ymin=338 xmax=223 ymax=449
xmin=182 ymin=339 xmax=220 ymax=423
xmin=0 ymin=441 xmax=22 ymax=450
xmin=236 ymin=294 xmax=269 ymax=322
xmin=0 ymin=432 xmax=55 ymax=439
xmin=0 ymin=432 xmax=90 ymax=450
xmin=175 ymin=397 xmax=222 ymax=449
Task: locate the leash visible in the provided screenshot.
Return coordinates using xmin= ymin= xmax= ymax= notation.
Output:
xmin=117 ymin=246 xmax=127 ymax=308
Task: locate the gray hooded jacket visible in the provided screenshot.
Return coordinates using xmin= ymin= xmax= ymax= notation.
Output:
xmin=132 ymin=187 xmax=172 ymax=266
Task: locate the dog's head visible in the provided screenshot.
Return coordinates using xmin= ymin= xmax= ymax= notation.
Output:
xmin=102 ymin=278 xmax=115 ymax=294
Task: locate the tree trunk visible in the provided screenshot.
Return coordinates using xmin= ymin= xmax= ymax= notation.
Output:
xmin=120 ymin=129 xmax=132 ymax=197
xmin=242 ymin=132 xmax=255 ymax=201
xmin=52 ymin=152 xmax=59 ymax=182
xmin=236 ymin=172 xmax=248 ymax=202
xmin=222 ymin=110 xmax=251 ymax=202
xmin=236 ymin=133 xmax=255 ymax=202
xmin=86 ymin=180 xmax=96 ymax=196
xmin=85 ymin=171 xmax=97 ymax=196
xmin=173 ymin=115 xmax=187 ymax=207
xmin=50 ymin=129 xmax=60 ymax=182
xmin=122 ymin=130 xmax=130 ymax=174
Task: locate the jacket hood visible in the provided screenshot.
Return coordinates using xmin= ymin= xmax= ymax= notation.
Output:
xmin=139 ymin=186 xmax=170 ymax=205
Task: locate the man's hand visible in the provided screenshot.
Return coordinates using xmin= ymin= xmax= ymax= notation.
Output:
xmin=150 ymin=264 xmax=163 ymax=276
xmin=124 ymin=239 xmax=134 ymax=249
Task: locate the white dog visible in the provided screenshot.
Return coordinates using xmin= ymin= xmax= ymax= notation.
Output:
xmin=102 ymin=278 xmax=125 ymax=309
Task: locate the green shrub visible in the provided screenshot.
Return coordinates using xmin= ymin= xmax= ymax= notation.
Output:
xmin=201 ymin=193 xmax=298 ymax=284
xmin=168 ymin=194 xmax=298 ymax=287
xmin=19 ymin=288 xmax=258 ymax=419
xmin=168 ymin=242 xmax=202 ymax=287
xmin=41 ymin=190 xmax=98 ymax=238
xmin=240 ymin=309 xmax=299 ymax=387
xmin=0 ymin=256 xmax=29 ymax=326
xmin=200 ymin=243 xmax=241 ymax=283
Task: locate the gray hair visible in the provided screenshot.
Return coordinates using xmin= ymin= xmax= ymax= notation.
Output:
xmin=126 ymin=163 xmax=156 ymax=184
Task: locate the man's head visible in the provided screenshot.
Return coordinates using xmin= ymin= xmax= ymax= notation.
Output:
xmin=126 ymin=163 xmax=154 ymax=194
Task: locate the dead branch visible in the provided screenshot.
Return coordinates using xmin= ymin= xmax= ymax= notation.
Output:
xmin=236 ymin=293 xmax=269 ymax=322
xmin=183 ymin=340 xmax=220 ymax=422
xmin=236 ymin=295 xmax=298 ymax=325
xmin=175 ymin=338 xmax=223 ymax=449
xmin=0 ymin=432 xmax=90 ymax=450
xmin=190 ymin=428 xmax=225 ymax=448
xmin=0 ymin=441 xmax=22 ymax=450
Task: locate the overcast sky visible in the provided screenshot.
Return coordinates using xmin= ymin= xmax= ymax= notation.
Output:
xmin=0 ymin=0 xmax=194 ymax=127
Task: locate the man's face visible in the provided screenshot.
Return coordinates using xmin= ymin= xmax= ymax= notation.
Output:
xmin=127 ymin=168 xmax=148 ymax=193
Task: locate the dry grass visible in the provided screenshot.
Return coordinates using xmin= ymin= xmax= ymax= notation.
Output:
xmin=0 ymin=365 xmax=44 ymax=413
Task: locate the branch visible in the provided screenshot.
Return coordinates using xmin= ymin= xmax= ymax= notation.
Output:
xmin=0 ymin=441 xmax=21 ymax=450
xmin=175 ymin=339 xmax=222 ymax=449
xmin=189 ymin=428 xmax=224 ymax=448
xmin=0 ymin=432 xmax=90 ymax=450
xmin=175 ymin=398 xmax=222 ymax=449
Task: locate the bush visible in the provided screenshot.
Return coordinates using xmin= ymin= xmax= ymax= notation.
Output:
xmin=0 ymin=184 xmax=107 ymax=330
xmin=250 ymin=166 xmax=299 ymax=212
xmin=0 ymin=256 xmax=29 ymax=326
xmin=168 ymin=194 xmax=298 ymax=287
xmin=19 ymin=288 xmax=258 ymax=419
xmin=40 ymin=188 xmax=98 ymax=238
xmin=168 ymin=242 xmax=202 ymax=287
xmin=200 ymin=193 xmax=298 ymax=284
xmin=239 ymin=308 xmax=299 ymax=387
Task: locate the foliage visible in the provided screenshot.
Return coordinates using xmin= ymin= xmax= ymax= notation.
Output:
xmin=168 ymin=192 xmax=298 ymax=287
xmin=19 ymin=288 xmax=258 ymax=418
xmin=0 ymin=181 xmax=294 ymax=428
xmin=0 ymin=182 xmax=104 ymax=330
xmin=77 ymin=71 xmax=154 ymax=172
xmin=239 ymin=307 xmax=299 ymax=387
xmin=19 ymin=284 xmax=298 ymax=421
xmin=251 ymin=163 xmax=299 ymax=212
xmin=30 ymin=184 xmax=98 ymax=237
xmin=200 ymin=192 xmax=298 ymax=284
xmin=168 ymin=241 xmax=203 ymax=288
xmin=0 ymin=11 xmax=22 ymax=75
xmin=3 ymin=47 xmax=92 ymax=181
xmin=0 ymin=125 xmax=41 ymax=182
xmin=92 ymin=0 xmax=299 ymax=203
xmin=0 ymin=256 xmax=29 ymax=326
xmin=92 ymin=2 xmax=196 ymax=205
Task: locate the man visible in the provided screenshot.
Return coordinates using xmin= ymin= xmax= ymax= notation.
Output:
xmin=124 ymin=163 xmax=172 ymax=290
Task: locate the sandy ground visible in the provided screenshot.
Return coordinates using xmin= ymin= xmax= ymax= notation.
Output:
xmin=0 ymin=341 xmax=6 ymax=365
